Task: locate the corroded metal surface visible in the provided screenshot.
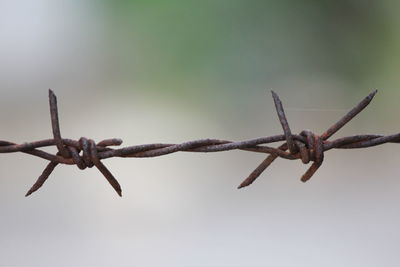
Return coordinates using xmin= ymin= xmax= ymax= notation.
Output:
xmin=0 ymin=89 xmax=397 ymax=197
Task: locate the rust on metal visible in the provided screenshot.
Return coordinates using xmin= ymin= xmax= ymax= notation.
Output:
xmin=0 ymin=89 xmax=397 ymax=197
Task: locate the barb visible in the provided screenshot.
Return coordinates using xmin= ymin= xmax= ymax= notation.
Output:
xmin=0 ymin=89 xmax=398 ymax=197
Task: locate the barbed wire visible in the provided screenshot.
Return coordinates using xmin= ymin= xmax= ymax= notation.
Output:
xmin=1 ymin=89 xmax=398 ymax=197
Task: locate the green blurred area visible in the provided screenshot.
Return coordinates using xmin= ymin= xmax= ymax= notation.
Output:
xmin=103 ymin=0 xmax=398 ymax=98
xmin=1 ymin=0 xmax=399 ymax=123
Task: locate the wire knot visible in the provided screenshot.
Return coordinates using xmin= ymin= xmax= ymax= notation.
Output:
xmin=297 ymin=130 xmax=324 ymax=164
xmin=63 ymin=137 xmax=96 ymax=170
xmin=23 ymin=90 xmax=124 ymax=197
xmin=61 ymin=137 xmax=123 ymax=170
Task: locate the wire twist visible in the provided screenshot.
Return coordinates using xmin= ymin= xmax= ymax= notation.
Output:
xmin=1 ymin=89 xmax=399 ymax=197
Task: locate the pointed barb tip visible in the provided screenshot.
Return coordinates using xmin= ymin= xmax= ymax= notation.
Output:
xmin=300 ymin=177 xmax=309 ymax=183
xmin=237 ymin=179 xmax=253 ymax=189
xmin=370 ymin=89 xmax=378 ymax=98
xmin=364 ymin=89 xmax=378 ymax=103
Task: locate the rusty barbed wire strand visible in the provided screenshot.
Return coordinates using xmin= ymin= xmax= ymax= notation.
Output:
xmin=1 ymin=89 xmax=399 ymax=197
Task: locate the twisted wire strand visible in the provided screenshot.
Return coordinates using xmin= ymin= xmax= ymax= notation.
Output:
xmin=1 ymin=89 xmax=398 ymax=197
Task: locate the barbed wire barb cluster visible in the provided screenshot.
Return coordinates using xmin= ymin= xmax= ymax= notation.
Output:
xmin=1 ymin=89 xmax=399 ymax=197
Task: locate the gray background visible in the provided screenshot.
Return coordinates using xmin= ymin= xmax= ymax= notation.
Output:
xmin=1 ymin=1 xmax=400 ymax=266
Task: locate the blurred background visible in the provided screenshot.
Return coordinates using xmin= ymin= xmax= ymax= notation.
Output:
xmin=1 ymin=0 xmax=400 ymax=266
